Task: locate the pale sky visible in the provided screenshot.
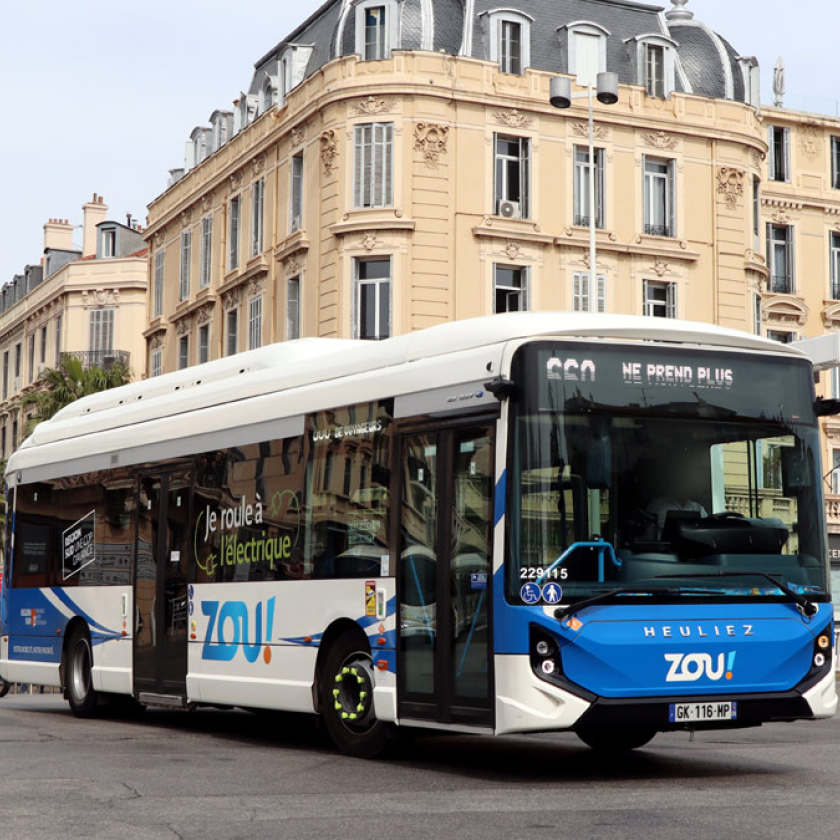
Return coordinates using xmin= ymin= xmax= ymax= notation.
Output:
xmin=0 ymin=0 xmax=837 ymax=285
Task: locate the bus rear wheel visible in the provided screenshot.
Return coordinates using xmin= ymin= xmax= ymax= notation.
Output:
xmin=320 ymin=634 xmax=389 ymax=758
xmin=66 ymin=628 xmax=99 ymax=718
xmin=575 ymin=725 xmax=656 ymax=753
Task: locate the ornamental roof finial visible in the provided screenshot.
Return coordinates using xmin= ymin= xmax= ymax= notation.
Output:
xmin=665 ymin=0 xmax=694 ymax=21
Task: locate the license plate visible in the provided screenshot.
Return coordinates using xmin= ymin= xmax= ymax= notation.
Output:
xmin=669 ymin=701 xmax=737 ymax=723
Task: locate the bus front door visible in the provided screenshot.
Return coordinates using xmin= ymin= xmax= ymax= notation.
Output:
xmin=133 ymin=470 xmax=191 ymax=700
xmin=397 ymin=423 xmax=494 ymax=728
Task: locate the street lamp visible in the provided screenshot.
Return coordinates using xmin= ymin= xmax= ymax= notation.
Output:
xmin=550 ymin=72 xmax=619 ymax=312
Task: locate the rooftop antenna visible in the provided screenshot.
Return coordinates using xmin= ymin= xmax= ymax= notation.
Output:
xmin=773 ymin=57 xmax=785 ymax=107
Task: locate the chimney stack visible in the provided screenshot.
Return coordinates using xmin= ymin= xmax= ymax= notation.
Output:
xmin=82 ymin=193 xmax=108 ymax=257
xmin=43 ymin=218 xmax=74 ymax=252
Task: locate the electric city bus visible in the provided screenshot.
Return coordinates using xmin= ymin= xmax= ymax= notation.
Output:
xmin=0 ymin=313 xmax=835 ymax=756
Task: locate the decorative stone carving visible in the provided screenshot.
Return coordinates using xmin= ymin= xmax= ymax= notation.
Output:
xmin=799 ymin=123 xmax=822 ymax=160
xmin=652 ymin=258 xmax=670 ymax=277
xmin=149 ymin=332 xmax=165 ymax=350
xmin=222 ymin=288 xmax=242 ymax=310
xmin=153 ymin=230 xmax=164 ymax=248
xmin=229 ymin=171 xmax=243 ymax=192
xmin=751 ymin=149 xmax=765 ymax=170
xmin=247 ymin=277 xmax=265 ymax=298
xmin=201 ymin=193 xmax=213 ymax=213
xmin=493 ymin=109 xmax=533 ymax=129
xmin=763 ymin=295 xmax=808 ymax=327
xmin=716 ymin=167 xmax=745 ymax=209
xmin=284 ymin=255 xmax=306 ymax=276
xmin=361 ymin=233 xmax=379 ymax=251
xmin=571 ymin=122 xmax=610 ymax=141
xmin=641 ymin=130 xmax=678 ymax=150
xmin=822 ymin=303 xmax=840 ymax=330
xmin=290 ymin=124 xmax=306 ymax=147
xmin=180 ymin=208 xmax=192 ymax=228
xmin=175 ymin=316 xmax=193 ymax=336
xmin=195 ymin=305 xmax=213 ymax=325
xmin=251 ymin=154 xmax=266 ymax=177
xmin=320 ymin=130 xmax=338 ymax=176
xmin=81 ymin=289 xmax=119 ymax=308
xmin=354 ymin=96 xmax=396 ymax=116
xmin=414 ymin=123 xmax=449 ymax=168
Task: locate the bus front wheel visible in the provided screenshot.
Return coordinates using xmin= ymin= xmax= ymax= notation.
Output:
xmin=320 ymin=633 xmax=389 ymax=758
xmin=575 ymin=725 xmax=656 ymax=753
xmin=66 ymin=628 xmax=99 ymax=718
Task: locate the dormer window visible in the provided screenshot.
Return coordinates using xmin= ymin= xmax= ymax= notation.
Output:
xmin=260 ymin=76 xmax=275 ymax=113
xmin=560 ymin=22 xmax=609 ymax=86
xmin=738 ymin=56 xmax=760 ymax=108
xmin=101 ymin=228 xmax=116 ymax=258
xmin=354 ymin=0 xmax=398 ymax=62
xmin=626 ymin=35 xmax=677 ymax=99
xmin=482 ymin=10 xmax=533 ymax=76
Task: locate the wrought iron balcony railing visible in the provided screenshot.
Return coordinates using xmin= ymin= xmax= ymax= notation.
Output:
xmin=60 ymin=350 xmax=130 ymax=371
xmin=769 ymin=275 xmax=792 ymax=295
xmin=644 ymin=224 xmax=672 ymax=238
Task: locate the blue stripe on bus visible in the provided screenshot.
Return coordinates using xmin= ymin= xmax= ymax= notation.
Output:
xmin=494 ymin=470 xmax=506 ymax=526
xmin=50 ymin=588 xmax=121 ymax=639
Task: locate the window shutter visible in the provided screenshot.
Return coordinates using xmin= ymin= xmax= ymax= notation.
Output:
xmin=521 ymin=138 xmax=530 ymax=217
xmin=598 ymin=274 xmax=606 ymax=312
xmin=787 ymin=226 xmax=795 ymax=292
xmin=666 ymin=283 xmax=677 ymax=318
xmin=642 ymin=156 xmax=650 ymax=227
xmin=354 ymin=126 xmax=364 ymax=208
xmin=596 ymin=149 xmax=605 ymax=227
xmin=667 ymin=160 xmax=676 ymax=236
xmin=783 ymin=128 xmax=790 ymax=181
xmin=642 ymin=279 xmax=650 ymax=315
xmin=384 ymin=123 xmax=393 ymax=206
xmin=767 ymin=127 xmax=775 ymax=178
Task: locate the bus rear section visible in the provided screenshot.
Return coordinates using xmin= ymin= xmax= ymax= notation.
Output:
xmin=492 ymin=339 xmax=836 ymax=749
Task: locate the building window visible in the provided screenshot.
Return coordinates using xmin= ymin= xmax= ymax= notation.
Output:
xmin=229 ymin=196 xmax=241 ymax=271
xmin=767 ymin=224 xmax=794 ymax=294
xmin=752 ymin=176 xmax=761 ymax=247
xmin=753 ymin=293 xmax=762 ymax=336
xmin=198 ymin=324 xmax=210 ymax=365
xmin=55 ymin=315 xmax=62 ymax=365
xmin=833 ymin=450 xmax=840 ymax=495
xmin=364 ymin=6 xmax=387 ymax=60
xmin=290 ymin=152 xmax=304 ymax=232
xmin=644 ymin=44 xmax=665 ymax=97
xmin=1 ymin=426 xmax=6 ymax=459
xmin=643 ymin=280 xmax=676 ymax=318
xmin=768 ymin=126 xmax=790 ymax=182
xmin=14 ymin=343 xmax=21 ymax=385
xmin=484 ymin=10 xmax=531 ymax=76
xmin=151 ymin=349 xmax=162 ymax=378
xmin=226 ymin=309 xmax=239 ymax=356
xmin=500 ymin=20 xmax=522 ymax=74
xmin=248 ymin=296 xmax=263 ymax=350
xmin=767 ymin=329 xmax=795 ymax=344
xmin=101 ymin=228 xmax=116 ymax=258
xmin=27 ymin=332 xmax=35 ymax=383
xmin=832 ymin=137 xmax=840 ymax=190
xmin=572 ymin=272 xmax=606 ymax=313
xmin=354 ymin=123 xmax=394 ymax=209
xmin=200 ymin=216 xmax=213 ymax=288
xmin=178 ymin=336 xmax=189 ymax=370
xmin=179 ymin=231 xmax=192 ymax=300
xmin=355 ymin=257 xmax=391 ymax=340
xmin=251 ymin=179 xmax=265 ymax=257
xmin=11 ymin=418 xmax=17 ymax=450
xmin=287 ymin=276 xmax=301 ymax=340
xmin=2 ymin=351 xmax=7 ymax=399
xmin=154 ymin=250 xmax=164 ymax=318
xmin=40 ymin=325 xmax=47 ymax=364
xmin=89 ymin=308 xmax=115 ymax=354
xmin=643 ymin=156 xmax=675 ymax=238
xmin=574 ymin=146 xmax=605 ymax=228
xmin=564 ymin=23 xmax=608 ymax=86
xmin=494 ymin=264 xmax=528 ymax=313
xmin=831 ymin=232 xmax=840 ymax=300
xmin=494 ymin=134 xmax=530 ymax=218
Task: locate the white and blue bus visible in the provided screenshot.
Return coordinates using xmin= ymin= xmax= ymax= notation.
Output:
xmin=0 ymin=313 xmax=835 ymax=755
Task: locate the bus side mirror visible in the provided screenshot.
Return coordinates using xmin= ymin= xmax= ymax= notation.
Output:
xmin=815 ymin=398 xmax=840 ymax=416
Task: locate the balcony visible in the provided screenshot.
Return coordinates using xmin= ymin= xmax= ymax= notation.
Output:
xmin=60 ymin=350 xmax=130 ymax=371
xmin=769 ymin=275 xmax=792 ymax=295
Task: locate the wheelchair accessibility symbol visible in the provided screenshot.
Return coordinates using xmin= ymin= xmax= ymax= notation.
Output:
xmin=541 ymin=582 xmax=563 ymax=604
xmin=520 ymin=582 xmax=542 ymax=605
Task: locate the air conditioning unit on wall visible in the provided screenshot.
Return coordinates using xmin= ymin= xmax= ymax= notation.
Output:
xmin=498 ymin=200 xmax=521 ymax=219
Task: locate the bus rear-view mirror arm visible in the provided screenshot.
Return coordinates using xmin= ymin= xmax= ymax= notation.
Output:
xmin=814 ymin=397 xmax=840 ymax=417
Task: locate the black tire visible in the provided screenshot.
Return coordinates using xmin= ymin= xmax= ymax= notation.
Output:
xmin=0 ymin=679 xmax=10 ymax=698
xmin=66 ymin=628 xmax=99 ymax=718
xmin=575 ymin=725 xmax=656 ymax=752
xmin=320 ymin=633 xmax=389 ymax=758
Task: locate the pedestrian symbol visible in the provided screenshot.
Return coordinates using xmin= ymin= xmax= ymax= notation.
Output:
xmin=520 ymin=582 xmax=542 ymax=605
xmin=541 ymin=582 xmax=563 ymax=604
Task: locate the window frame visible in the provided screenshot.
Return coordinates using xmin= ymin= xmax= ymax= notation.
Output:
xmin=832 ymin=137 xmax=840 ymax=191
xmin=228 ymin=195 xmax=241 ymax=271
xmin=354 ymin=257 xmax=392 ymax=341
xmin=153 ymin=250 xmax=164 ymax=318
xmin=768 ymin=126 xmax=791 ymax=183
xmin=766 ymin=223 xmax=795 ymax=294
xmin=493 ymin=133 xmax=531 ymax=218
xmin=354 ymin=0 xmax=398 ymax=62
xmin=572 ymin=271 xmax=606 ymax=313
xmin=483 ymin=10 xmax=533 ymax=76
xmin=353 ymin=122 xmax=394 ymax=209
xmin=643 ymin=279 xmax=677 ymax=319
xmin=287 ymin=276 xmax=301 ymax=341
xmin=200 ymin=216 xmax=213 ymax=288
xmin=226 ymin=308 xmax=239 ymax=357
xmin=493 ymin=264 xmax=529 ymax=314
xmin=179 ymin=230 xmax=192 ymax=301
xmin=573 ymin=145 xmax=605 ymax=228
xmin=178 ymin=335 xmax=189 ymax=370
xmin=248 ymin=295 xmax=263 ymax=350
xmin=562 ymin=22 xmax=609 ymax=87
xmin=251 ymin=178 xmax=265 ymax=258
xmin=151 ymin=348 xmax=162 ymax=378
xmin=198 ymin=323 xmax=210 ymax=365
xmin=830 ymin=231 xmax=840 ymax=300
xmin=643 ymin=155 xmax=676 ymax=238
xmin=290 ymin=152 xmax=304 ymax=233
xmin=89 ymin=308 xmax=115 ymax=354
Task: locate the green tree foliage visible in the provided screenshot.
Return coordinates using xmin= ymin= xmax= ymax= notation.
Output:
xmin=21 ymin=356 xmax=131 ymax=438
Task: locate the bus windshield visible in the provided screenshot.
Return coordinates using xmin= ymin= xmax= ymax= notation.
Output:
xmin=506 ymin=341 xmax=829 ymax=604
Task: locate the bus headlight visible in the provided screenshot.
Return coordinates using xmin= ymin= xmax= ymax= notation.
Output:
xmin=530 ymin=625 xmax=563 ymax=685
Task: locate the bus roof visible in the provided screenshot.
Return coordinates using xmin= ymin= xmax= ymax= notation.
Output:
xmin=7 ymin=312 xmax=805 ymax=483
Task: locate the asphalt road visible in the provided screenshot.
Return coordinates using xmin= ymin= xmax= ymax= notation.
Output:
xmin=0 ymin=693 xmax=838 ymax=839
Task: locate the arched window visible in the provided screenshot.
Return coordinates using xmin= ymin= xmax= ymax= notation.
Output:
xmin=354 ymin=0 xmax=399 ymax=61
xmin=480 ymin=8 xmax=533 ymax=75
xmin=626 ymin=34 xmax=678 ymax=99
xmin=558 ymin=21 xmax=610 ymax=86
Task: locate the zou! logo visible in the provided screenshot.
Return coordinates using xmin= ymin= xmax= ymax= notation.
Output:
xmin=664 ymin=652 xmax=736 ymax=683
xmin=201 ymin=597 xmax=275 ymax=664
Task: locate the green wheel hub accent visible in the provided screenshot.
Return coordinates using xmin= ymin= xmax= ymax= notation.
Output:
xmin=331 ymin=652 xmax=376 ymax=733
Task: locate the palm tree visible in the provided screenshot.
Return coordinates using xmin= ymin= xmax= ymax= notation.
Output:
xmin=21 ymin=355 xmax=131 ymax=437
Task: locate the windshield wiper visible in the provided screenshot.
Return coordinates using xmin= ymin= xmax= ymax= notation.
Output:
xmin=655 ymin=571 xmax=818 ymax=617
xmin=555 ymin=586 xmax=680 ymax=621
